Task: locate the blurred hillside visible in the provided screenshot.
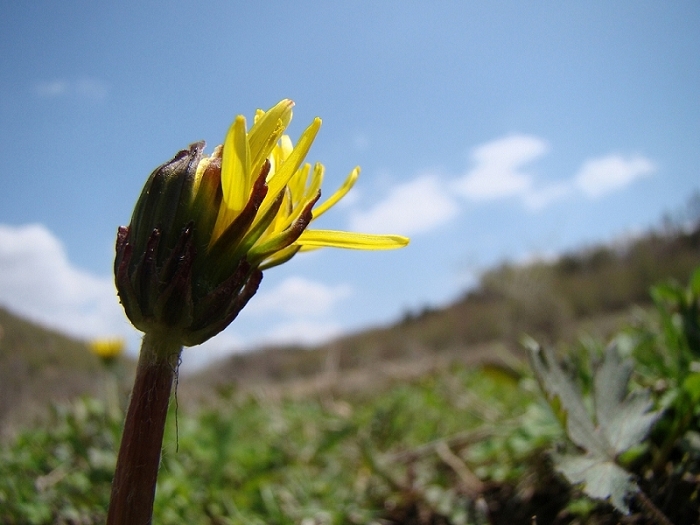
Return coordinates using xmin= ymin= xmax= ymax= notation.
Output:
xmin=2 ymin=205 xmax=700 ymax=431
xmin=185 ymin=216 xmax=700 ymax=399
xmin=0 ymin=309 xmax=133 ymax=438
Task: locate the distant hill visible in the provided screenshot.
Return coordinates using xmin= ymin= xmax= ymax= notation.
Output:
xmin=2 ymin=215 xmax=699 ymax=430
xmin=0 ymin=307 xmax=133 ymax=438
xmin=184 ymin=221 xmax=700 ymax=399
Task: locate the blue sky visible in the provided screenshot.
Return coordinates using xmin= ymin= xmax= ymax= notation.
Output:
xmin=1 ymin=2 xmax=698 ymax=370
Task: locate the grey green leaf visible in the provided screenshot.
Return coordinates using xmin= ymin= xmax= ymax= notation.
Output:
xmin=527 ymin=340 xmax=662 ymax=514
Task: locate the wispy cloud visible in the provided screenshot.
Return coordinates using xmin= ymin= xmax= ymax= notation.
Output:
xmin=450 ymin=134 xmax=655 ymax=210
xmin=182 ymin=278 xmax=352 ymax=371
xmin=453 ymin=134 xmax=550 ymax=201
xmin=245 ymin=277 xmax=352 ymax=317
xmin=451 ymin=134 xmax=655 ymax=209
xmin=185 ymin=318 xmax=346 ymax=372
xmin=349 ymin=174 xmax=460 ymax=235
xmin=0 ymin=223 xmax=133 ymax=342
xmin=574 ymin=154 xmax=655 ymax=198
xmin=34 ymin=77 xmax=109 ymax=100
xmin=0 ymin=223 xmax=357 ymax=369
xmin=254 ymin=319 xmax=346 ymax=347
xmin=184 ymin=331 xmax=245 ymax=372
xmin=345 ymin=134 xmax=655 ymax=237
xmin=0 ymin=133 xmax=656 ymax=371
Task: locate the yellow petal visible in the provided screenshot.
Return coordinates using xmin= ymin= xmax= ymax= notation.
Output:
xmin=256 ymin=118 xmax=321 ymax=225
xmin=191 ymin=154 xmax=214 ymax=203
xmin=248 ymin=100 xmax=293 ymax=157
xmin=305 ymin=162 xmax=324 ymax=203
xmin=251 ymin=120 xmax=286 ymax=182
xmin=288 ymin=163 xmax=311 ymax=201
xmin=220 ymin=115 xmax=251 ymax=213
xmin=297 ymin=229 xmax=409 ymax=250
xmin=312 ymin=167 xmax=359 ymax=219
xmin=268 ymin=186 xmax=293 ymax=234
xmin=278 ymin=135 xmax=294 ymax=161
xmin=249 ymin=100 xmax=294 ymax=178
xmin=211 ymin=117 xmax=252 ymax=243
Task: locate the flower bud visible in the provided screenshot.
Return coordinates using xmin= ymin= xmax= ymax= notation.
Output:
xmin=115 ymin=143 xmax=264 ymax=346
xmin=115 ymin=100 xmax=409 ymax=347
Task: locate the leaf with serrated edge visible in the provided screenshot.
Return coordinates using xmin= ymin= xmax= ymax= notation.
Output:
xmin=595 ymin=345 xmax=661 ymax=455
xmin=527 ymin=341 xmax=608 ymax=455
xmin=527 ymin=340 xmax=662 ymax=515
xmin=557 ymin=455 xmax=637 ymax=514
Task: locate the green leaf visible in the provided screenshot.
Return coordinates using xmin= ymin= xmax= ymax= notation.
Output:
xmin=595 ymin=346 xmax=659 ymax=454
xmin=526 ymin=339 xmax=608 ymax=456
xmin=682 ymin=372 xmax=700 ymax=404
xmin=650 ymin=282 xmax=683 ymax=305
xmin=556 ymin=455 xmax=637 ymax=515
xmin=689 ymin=266 xmax=700 ymax=297
xmin=527 ymin=341 xmax=662 ymax=514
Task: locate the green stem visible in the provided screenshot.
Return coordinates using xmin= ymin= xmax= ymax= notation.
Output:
xmin=106 ymin=332 xmax=182 ymax=525
xmin=652 ymin=397 xmax=694 ymax=473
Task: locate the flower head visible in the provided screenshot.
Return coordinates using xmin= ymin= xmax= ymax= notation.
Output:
xmin=115 ymin=99 xmax=408 ymax=347
xmin=90 ymin=338 xmax=125 ymax=362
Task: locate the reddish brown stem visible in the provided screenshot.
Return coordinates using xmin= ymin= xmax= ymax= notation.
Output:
xmin=107 ymin=333 xmax=182 ymax=525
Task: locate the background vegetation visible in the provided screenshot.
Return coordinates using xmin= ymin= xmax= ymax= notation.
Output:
xmin=1 ymin=201 xmax=699 ymax=524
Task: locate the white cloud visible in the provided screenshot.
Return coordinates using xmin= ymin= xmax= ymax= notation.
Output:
xmin=0 ymin=223 xmax=135 ymax=343
xmin=182 ymin=331 xmax=245 ymax=372
xmin=245 ymin=276 xmax=352 ymax=317
xmin=453 ymin=135 xmax=549 ymax=200
xmin=344 ymin=136 xmax=654 ymax=233
xmin=0 ymin=224 xmax=357 ymax=369
xmin=449 ymin=135 xmax=654 ymax=210
xmin=34 ymin=78 xmax=109 ymax=100
xmin=182 ymin=278 xmax=352 ymax=371
xmin=255 ymin=319 xmax=345 ymax=347
xmin=574 ymin=154 xmax=655 ymax=198
xmin=349 ymin=174 xmax=460 ymax=235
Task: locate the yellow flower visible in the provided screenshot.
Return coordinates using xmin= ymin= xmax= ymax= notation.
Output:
xmin=90 ymin=338 xmax=125 ymax=360
xmin=196 ymin=99 xmax=408 ymax=269
xmin=115 ymin=99 xmax=408 ymax=347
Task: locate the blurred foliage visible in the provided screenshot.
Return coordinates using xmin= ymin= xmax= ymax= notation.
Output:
xmin=528 ymin=342 xmax=661 ymax=515
xmin=1 ymin=363 xmax=557 ymax=524
xmin=192 ymin=220 xmax=700 ymax=392
xmin=526 ymin=268 xmax=700 ymax=524
xmin=0 ymin=398 xmax=120 ymax=524
xmin=0 ymin=307 xmax=134 ymax=439
xmin=4 ymin=264 xmax=700 ymax=523
xmin=2 ymin=210 xmax=699 ymax=433
xmin=1 ymin=198 xmax=700 ymax=523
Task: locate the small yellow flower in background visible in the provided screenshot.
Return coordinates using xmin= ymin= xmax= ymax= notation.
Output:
xmin=115 ymin=99 xmax=409 ymax=347
xmin=90 ymin=338 xmax=125 ymax=362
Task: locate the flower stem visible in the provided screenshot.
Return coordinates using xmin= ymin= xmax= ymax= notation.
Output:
xmin=107 ymin=332 xmax=182 ymax=525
